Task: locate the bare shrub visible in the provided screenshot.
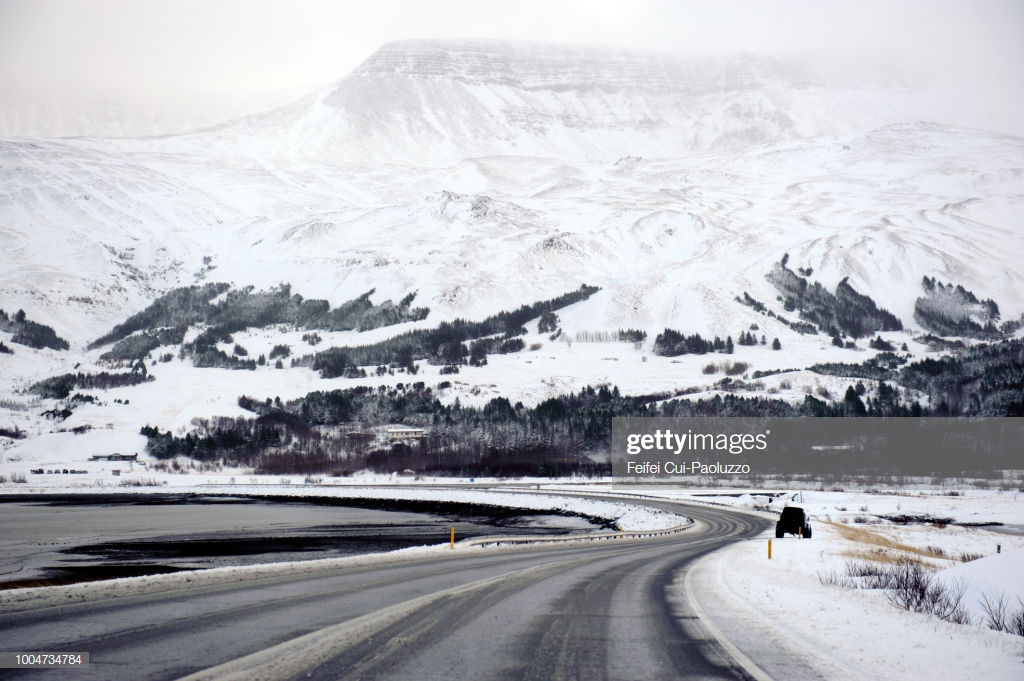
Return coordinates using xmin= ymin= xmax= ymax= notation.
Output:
xmin=981 ymin=592 xmax=1009 ymax=632
xmin=816 ymin=385 xmax=831 ymax=398
xmin=702 ymin=363 xmax=719 ymax=375
xmin=725 ymin=361 xmax=749 ymax=376
xmin=778 ymin=379 xmax=792 ymax=390
xmin=119 ymin=478 xmax=161 ymax=487
xmin=1010 ymin=601 xmax=1024 ymax=636
xmin=846 ymin=560 xmax=886 ymax=578
xmin=818 ymin=567 xmax=852 ymax=588
xmin=827 ymin=558 xmax=973 ymax=625
xmin=11 ymin=472 xmax=26 ymax=483
xmin=885 ymin=561 xmax=971 ymax=625
xmin=977 ymin=593 xmax=1024 ymax=636
xmin=836 ymin=560 xmax=891 ymax=589
xmin=958 ymin=552 xmax=983 ymax=563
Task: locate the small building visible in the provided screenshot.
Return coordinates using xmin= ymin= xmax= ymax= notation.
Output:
xmin=385 ymin=427 xmax=426 ymax=441
xmin=89 ymin=453 xmax=139 ymax=462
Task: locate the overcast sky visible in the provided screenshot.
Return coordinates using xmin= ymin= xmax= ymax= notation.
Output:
xmin=1 ymin=0 xmax=1022 ymax=137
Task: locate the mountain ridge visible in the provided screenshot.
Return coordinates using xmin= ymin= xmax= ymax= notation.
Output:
xmin=187 ymin=39 xmax=939 ymax=164
xmin=0 ymin=41 xmax=1021 ymax=349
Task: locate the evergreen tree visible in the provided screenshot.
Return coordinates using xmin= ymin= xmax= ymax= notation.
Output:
xmin=843 ymin=385 xmax=867 ymax=416
xmin=537 ymin=311 xmax=559 ymax=333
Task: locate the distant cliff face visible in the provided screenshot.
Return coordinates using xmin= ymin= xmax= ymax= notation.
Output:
xmin=346 ymin=40 xmax=794 ymax=93
xmin=219 ymin=40 xmax=924 ymax=163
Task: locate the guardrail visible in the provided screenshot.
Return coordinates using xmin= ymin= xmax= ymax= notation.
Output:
xmin=489 ymin=486 xmax=786 ymax=519
xmin=460 ymin=519 xmax=694 ymax=548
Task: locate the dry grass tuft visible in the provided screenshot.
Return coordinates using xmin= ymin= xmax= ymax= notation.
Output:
xmin=825 ymin=521 xmax=948 ymax=561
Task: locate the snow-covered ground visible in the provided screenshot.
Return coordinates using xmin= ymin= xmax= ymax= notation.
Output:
xmin=675 ymin=488 xmax=1024 ymax=681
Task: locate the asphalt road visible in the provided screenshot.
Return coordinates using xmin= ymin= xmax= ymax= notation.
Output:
xmin=0 ymin=500 xmax=767 ymax=681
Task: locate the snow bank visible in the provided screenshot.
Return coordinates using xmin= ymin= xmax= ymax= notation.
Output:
xmin=684 ymin=496 xmax=1024 ymax=681
xmin=0 ymin=544 xmax=454 ymax=613
xmin=937 ymin=550 xmax=1024 ymax=624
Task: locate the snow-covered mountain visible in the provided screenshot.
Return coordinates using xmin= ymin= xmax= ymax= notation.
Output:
xmin=187 ymin=39 xmax=936 ymax=164
xmin=3 ymin=38 xmax=1024 ymax=473
xmin=1 ymin=39 xmax=1022 ymax=348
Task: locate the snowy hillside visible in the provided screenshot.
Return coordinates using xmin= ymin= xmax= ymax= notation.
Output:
xmin=2 ymin=123 xmax=1021 ymax=345
xmin=1 ymin=40 xmax=1023 ymax=473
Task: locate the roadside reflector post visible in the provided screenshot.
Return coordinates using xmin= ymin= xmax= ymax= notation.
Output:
xmin=450 ymin=526 xmax=455 ymax=549
xmin=798 ymin=527 xmax=802 ymax=539
xmin=768 ymin=539 xmax=772 ymax=559
xmin=997 ymin=544 xmax=1001 ymax=554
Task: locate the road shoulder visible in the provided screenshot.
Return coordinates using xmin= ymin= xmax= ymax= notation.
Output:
xmin=682 ymin=525 xmax=1024 ymax=681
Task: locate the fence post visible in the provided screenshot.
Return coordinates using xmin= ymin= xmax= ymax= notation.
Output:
xmin=768 ymin=539 xmax=772 ymax=559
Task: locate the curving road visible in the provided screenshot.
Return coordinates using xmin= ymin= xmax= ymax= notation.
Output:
xmin=0 ymin=499 xmax=767 ymax=681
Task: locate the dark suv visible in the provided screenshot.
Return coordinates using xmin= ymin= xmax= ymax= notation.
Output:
xmin=775 ymin=506 xmax=812 ymax=538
